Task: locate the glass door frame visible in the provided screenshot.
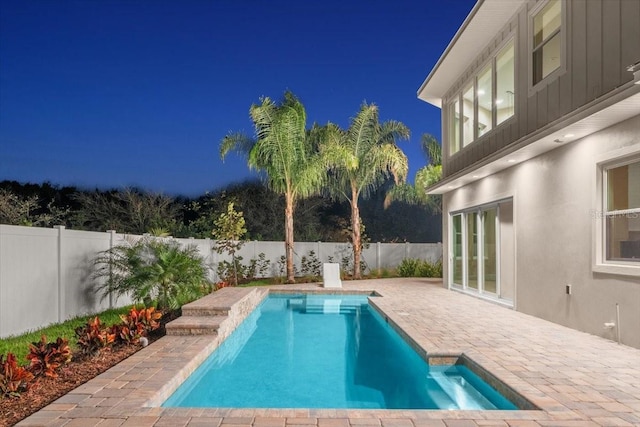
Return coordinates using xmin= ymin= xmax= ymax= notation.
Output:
xmin=449 ymin=203 xmax=501 ymax=296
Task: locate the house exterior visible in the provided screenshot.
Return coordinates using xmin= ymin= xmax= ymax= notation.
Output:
xmin=419 ymin=0 xmax=640 ymax=348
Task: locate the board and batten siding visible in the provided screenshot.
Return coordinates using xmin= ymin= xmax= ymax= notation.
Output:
xmin=441 ymin=0 xmax=640 ymax=178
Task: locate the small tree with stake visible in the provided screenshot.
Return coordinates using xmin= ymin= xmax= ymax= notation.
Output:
xmin=212 ymin=202 xmax=247 ymax=286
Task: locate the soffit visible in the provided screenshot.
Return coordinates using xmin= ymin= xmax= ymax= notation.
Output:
xmin=417 ymin=0 xmax=526 ymax=107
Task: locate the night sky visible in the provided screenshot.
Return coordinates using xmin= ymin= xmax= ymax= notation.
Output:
xmin=0 ymin=0 xmax=476 ymax=196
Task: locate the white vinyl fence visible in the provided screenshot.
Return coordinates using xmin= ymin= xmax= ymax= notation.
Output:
xmin=0 ymin=224 xmax=441 ymax=338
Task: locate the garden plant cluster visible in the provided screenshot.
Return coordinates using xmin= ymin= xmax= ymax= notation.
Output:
xmin=0 ymin=306 xmax=161 ymax=399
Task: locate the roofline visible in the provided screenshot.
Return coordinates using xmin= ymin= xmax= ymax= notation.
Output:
xmin=416 ymin=0 xmax=484 ymax=102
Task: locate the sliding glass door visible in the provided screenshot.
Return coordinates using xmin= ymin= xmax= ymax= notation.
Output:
xmin=450 ymin=205 xmax=501 ymax=296
xmin=483 ymin=208 xmax=497 ymax=294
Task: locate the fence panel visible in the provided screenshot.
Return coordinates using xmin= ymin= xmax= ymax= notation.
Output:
xmin=0 ymin=225 xmax=60 ymax=337
xmin=0 ymin=225 xmax=441 ymax=338
xmin=61 ymin=228 xmax=113 ymax=319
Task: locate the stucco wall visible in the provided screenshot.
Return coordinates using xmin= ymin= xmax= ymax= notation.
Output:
xmin=443 ymin=114 xmax=640 ymax=348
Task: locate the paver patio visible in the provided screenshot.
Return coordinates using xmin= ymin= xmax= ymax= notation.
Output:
xmin=16 ymin=279 xmax=640 ymax=427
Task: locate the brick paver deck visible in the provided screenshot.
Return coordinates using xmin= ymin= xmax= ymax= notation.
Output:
xmin=16 ymin=279 xmax=640 ymax=426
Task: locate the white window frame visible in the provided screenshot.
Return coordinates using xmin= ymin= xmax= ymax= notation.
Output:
xmin=593 ymin=145 xmax=640 ymax=277
xmin=529 ymin=0 xmax=567 ymax=94
xmin=447 ymin=36 xmax=515 ymax=156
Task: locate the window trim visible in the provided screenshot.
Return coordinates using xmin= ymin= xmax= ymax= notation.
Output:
xmin=528 ymin=0 xmax=567 ymax=94
xmin=593 ymin=145 xmax=640 ymax=277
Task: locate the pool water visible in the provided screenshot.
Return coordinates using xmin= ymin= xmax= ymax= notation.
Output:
xmin=163 ymin=294 xmax=518 ymax=410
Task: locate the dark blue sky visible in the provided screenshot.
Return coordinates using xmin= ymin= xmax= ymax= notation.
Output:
xmin=0 ymin=0 xmax=475 ymax=197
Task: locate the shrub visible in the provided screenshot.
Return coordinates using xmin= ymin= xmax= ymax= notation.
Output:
xmin=94 ymin=237 xmax=210 ymax=311
xmin=300 ymin=250 xmax=321 ymax=278
xmin=75 ymin=317 xmax=115 ymax=356
xmin=247 ymin=253 xmax=270 ymax=280
xmin=114 ymin=307 xmax=162 ymax=345
xmin=398 ymin=258 xmax=443 ymax=278
xmin=418 ymin=260 xmax=443 ymax=278
xmin=398 ymin=258 xmax=420 ymax=277
xmin=26 ymin=336 xmax=72 ymax=378
xmin=0 ymin=353 xmax=34 ymax=398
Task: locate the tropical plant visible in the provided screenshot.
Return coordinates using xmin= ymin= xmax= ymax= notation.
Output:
xmin=385 ymin=133 xmax=443 ymax=213
xmin=220 ymin=91 xmax=326 ymax=283
xmin=323 ymin=103 xmax=410 ymax=279
xmin=212 ymin=202 xmax=247 ymax=286
xmin=0 ymin=353 xmax=34 ymax=398
xmin=26 ymin=336 xmax=72 ymax=378
xmin=113 ymin=307 xmax=162 ymax=345
xmin=74 ymin=317 xmax=115 ymax=356
xmin=93 ymin=237 xmax=209 ymax=311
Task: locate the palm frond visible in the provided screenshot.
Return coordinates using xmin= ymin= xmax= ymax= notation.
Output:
xmin=420 ymin=133 xmax=441 ymax=166
xmin=220 ymin=132 xmax=255 ymax=161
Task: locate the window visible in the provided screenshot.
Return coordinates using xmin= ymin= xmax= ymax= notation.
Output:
xmin=448 ymin=38 xmax=514 ymax=155
xmin=477 ymin=65 xmax=492 ymax=138
xmin=450 ymin=100 xmax=461 ymax=155
xmin=496 ymin=40 xmax=515 ymax=125
xmin=462 ymin=84 xmax=475 ymax=147
xmin=532 ymin=0 xmax=561 ymax=85
xmin=604 ymin=160 xmax=640 ymax=262
xmin=452 ymin=214 xmax=463 ymax=285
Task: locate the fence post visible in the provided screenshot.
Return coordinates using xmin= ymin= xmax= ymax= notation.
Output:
xmin=54 ymin=225 xmax=65 ymax=322
xmin=376 ymin=242 xmax=381 ymax=271
xmin=107 ymin=230 xmax=116 ymax=308
xmin=405 ymin=241 xmax=410 ymax=259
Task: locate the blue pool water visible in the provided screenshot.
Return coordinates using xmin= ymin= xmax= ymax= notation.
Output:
xmin=163 ymin=294 xmax=518 ymax=410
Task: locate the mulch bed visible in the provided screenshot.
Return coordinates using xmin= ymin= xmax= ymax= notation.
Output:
xmin=0 ymin=312 xmax=179 ymax=427
xmin=0 ymin=342 xmax=149 ymax=427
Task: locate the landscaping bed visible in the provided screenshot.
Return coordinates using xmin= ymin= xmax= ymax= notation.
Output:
xmin=0 ymin=340 xmax=148 ymax=427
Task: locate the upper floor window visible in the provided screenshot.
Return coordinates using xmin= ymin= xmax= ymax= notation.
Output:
xmin=605 ymin=160 xmax=640 ymax=262
xmin=448 ymin=38 xmax=515 ymax=155
xmin=496 ymin=41 xmax=515 ymax=125
xmin=532 ymin=0 xmax=561 ymax=85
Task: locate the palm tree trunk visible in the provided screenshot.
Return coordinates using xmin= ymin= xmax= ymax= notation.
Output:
xmin=350 ymin=187 xmax=362 ymax=279
xmin=284 ymin=195 xmax=296 ymax=283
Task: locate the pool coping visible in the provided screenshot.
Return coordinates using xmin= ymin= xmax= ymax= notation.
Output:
xmin=16 ymin=279 xmax=640 ymax=426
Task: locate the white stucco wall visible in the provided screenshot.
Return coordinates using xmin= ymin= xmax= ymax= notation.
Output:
xmin=443 ymin=115 xmax=640 ymax=348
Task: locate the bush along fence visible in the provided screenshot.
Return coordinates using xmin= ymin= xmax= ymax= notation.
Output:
xmin=0 ymin=224 xmax=442 ymax=338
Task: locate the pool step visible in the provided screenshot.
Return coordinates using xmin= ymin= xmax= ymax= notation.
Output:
xmin=302 ymin=301 xmax=366 ymax=315
xmin=181 ymin=287 xmax=257 ymax=317
xmin=165 ymin=315 xmax=225 ymax=335
xmin=166 ymin=287 xmax=261 ymax=336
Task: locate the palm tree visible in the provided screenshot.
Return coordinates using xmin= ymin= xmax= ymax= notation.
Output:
xmin=94 ymin=237 xmax=209 ymax=311
xmin=384 ymin=133 xmax=443 ymax=213
xmin=323 ymin=103 xmax=410 ymax=279
xmin=220 ymin=91 xmax=326 ymax=283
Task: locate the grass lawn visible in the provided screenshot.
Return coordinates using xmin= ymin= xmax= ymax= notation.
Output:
xmin=0 ymin=305 xmax=133 ymax=364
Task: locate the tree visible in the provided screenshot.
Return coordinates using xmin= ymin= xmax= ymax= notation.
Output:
xmin=212 ymin=202 xmax=247 ymax=286
xmin=71 ymin=188 xmax=179 ymax=234
xmin=323 ymin=103 xmax=410 ymax=279
xmin=0 ymin=188 xmax=70 ymax=227
xmin=94 ymin=237 xmax=209 ymax=311
xmin=384 ymin=133 xmax=443 ymax=214
xmin=220 ymin=91 xmax=326 ymax=283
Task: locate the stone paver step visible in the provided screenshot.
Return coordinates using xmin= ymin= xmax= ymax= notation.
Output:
xmin=165 ymin=315 xmax=225 ymax=335
xmin=181 ymin=286 xmax=257 ymax=316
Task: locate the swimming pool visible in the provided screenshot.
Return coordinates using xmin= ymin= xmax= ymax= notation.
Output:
xmin=163 ymin=293 xmax=518 ymax=409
